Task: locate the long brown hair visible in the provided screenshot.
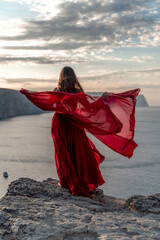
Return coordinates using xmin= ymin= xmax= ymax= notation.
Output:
xmin=57 ymin=66 xmax=84 ymax=93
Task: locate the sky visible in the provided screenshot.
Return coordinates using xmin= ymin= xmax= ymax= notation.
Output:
xmin=0 ymin=0 xmax=160 ymax=105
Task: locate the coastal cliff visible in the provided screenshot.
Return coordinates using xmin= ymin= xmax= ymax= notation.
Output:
xmin=0 ymin=88 xmax=42 ymax=119
xmin=136 ymin=94 xmax=149 ymax=107
xmin=0 ymin=178 xmax=159 ymax=240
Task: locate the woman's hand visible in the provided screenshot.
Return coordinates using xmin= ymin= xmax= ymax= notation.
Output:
xmin=101 ymin=92 xmax=110 ymax=100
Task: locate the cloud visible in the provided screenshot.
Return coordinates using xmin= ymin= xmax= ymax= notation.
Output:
xmin=2 ymin=42 xmax=86 ymax=51
xmin=3 ymin=67 xmax=160 ymax=87
xmin=0 ymin=56 xmax=85 ymax=64
xmin=1 ymin=0 xmax=160 ymax=54
xmin=91 ymin=55 xmax=154 ymax=63
xmin=3 ymin=77 xmax=57 ymax=84
xmin=1 ymin=76 xmax=58 ymax=91
xmin=79 ymin=68 xmax=160 ymax=82
xmin=1 ymin=0 xmax=159 ymax=105
xmin=3 ymin=0 xmax=63 ymax=19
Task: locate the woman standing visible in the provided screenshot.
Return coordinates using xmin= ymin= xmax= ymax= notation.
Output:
xmin=51 ymin=66 xmax=105 ymax=198
xmin=20 ymin=66 xmax=140 ymax=199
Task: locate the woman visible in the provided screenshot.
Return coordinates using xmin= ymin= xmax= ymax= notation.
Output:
xmin=52 ymin=66 xmax=106 ymax=198
xmin=20 ymin=66 xmax=140 ymax=199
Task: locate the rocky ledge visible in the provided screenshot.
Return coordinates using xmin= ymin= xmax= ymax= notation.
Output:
xmin=0 ymin=178 xmax=159 ymax=240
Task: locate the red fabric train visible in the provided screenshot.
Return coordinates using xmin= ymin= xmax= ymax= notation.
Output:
xmin=20 ymin=88 xmax=140 ymax=198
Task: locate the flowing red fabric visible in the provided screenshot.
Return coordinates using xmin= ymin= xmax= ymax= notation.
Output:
xmin=20 ymin=88 xmax=140 ymax=198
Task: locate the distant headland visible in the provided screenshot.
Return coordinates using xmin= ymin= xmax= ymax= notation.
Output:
xmin=0 ymin=88 xmax=43 ymax=119
xmin=136 ymin=94 xmax=149 ymax=107
xmin=0 ymin=88 xmax=148 ymax=120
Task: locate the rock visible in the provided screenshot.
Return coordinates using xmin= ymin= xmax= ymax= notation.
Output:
xmin=3 ymin=172 xmax=8 ymax=178
xmin=136 ymin=94 xmax=149 ymax=107
xmin=125 ymin=193 xmax=160 ymax=214
xmin=0 ymin=88 xmax=43 ymax=119
xmin=0 ymin=177 xmax=159 ymax=240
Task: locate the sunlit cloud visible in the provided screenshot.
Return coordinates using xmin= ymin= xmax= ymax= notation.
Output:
xmin=0 ymin=0 xmax=160 ymax=105
xmin=0 ymin=55 xmax=85 ymax=65
xmin=3 ymin=67 xmax=160 ymax=87
xmin=0 ymin=19 xmax=27 ymax=37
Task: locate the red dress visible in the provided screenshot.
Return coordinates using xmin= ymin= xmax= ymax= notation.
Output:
xmin=51 ymin=113 xmax=105 ymax=198
xmin=20 ymin=88 xmax=140 ymax=198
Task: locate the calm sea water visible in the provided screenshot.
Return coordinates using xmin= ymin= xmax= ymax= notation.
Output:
xmin=0 ymin=107 xmax=160 ymax=199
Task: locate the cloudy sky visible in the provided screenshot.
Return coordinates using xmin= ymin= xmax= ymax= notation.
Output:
xmin=0 ymin=0 xmax=160 ymax=105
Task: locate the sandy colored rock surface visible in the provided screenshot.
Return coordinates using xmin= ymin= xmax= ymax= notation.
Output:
xmin=0 ymin=177 xmax=159 ymax=240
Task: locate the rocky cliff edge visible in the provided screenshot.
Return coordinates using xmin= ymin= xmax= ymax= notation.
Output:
xmin=0 ymin=178 xmax=159 ymax=240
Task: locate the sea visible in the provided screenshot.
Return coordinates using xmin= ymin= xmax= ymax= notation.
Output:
xmin=0 ymin=106 xmax=160 ymax=199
